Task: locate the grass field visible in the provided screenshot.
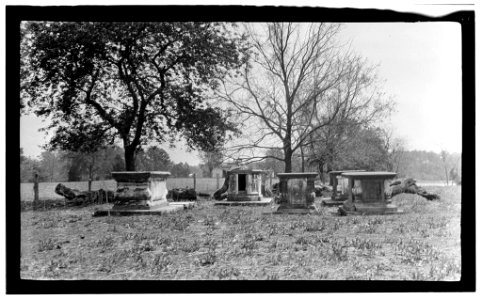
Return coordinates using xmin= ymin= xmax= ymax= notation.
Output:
xmin=20 ymin=185 xmax=460 ymax=280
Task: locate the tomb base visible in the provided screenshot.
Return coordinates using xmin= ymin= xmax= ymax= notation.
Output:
xmin=321 ymin=197 xmax=345 ymax=206
xmin=214 ymin=197 xmax=273 ymax=206
xmin=93 ymin=205 xmax=185 ymax=217
xmin=227 ymin=194 xmax=262 ymax=202
xmin=168 ymin=201 xmax=196 ymax=209
xmin=339 ymin=202 xmax=402 ymax=215
xmin=272 ymin=204 xmax=319 ymax=214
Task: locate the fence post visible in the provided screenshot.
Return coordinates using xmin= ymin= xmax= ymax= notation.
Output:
xmin=33 ymin=172 xmax=39 ymax=210
xmin=87 ymin=177 xmax=92 ymax=203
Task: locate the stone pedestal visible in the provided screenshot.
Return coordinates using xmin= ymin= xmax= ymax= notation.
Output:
xmin=274 ymin=172 xmax=319 ymax=214
xmin=338 ymin=172 xmax=402 ymax=215
xmin=93 ymin=171 xmax=186 ymax=217
xmin=214 ymin=169 xmax=272 ymax=206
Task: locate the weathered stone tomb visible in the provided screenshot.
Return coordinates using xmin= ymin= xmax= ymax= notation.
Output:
xmin=214 ymin=168 xmax=272 ymax=206
xmin=93 ymin=171 xmax=191 ymax=216
xmin=273 ymin=172 xmax=319 ymax=214
xmin=339 ymin=171 xmax=402 ymax=215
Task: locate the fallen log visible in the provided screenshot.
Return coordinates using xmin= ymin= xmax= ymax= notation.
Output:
xmin=54 ymin=183 xmax=115 ymax=205
xmin=388 ymin=178 xmax=440 ymax=200
xmin=168 ymin=187 xmax=197 ymax=201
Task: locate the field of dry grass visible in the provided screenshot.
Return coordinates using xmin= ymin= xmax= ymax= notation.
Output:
xmin=20 ymin=185 xmax=460 ymax=280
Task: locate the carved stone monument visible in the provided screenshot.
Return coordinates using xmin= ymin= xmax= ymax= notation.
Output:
xmin=338 ymin=171 xmax=402 ymax=215
xmin=274 ymin=172 xmax=318 ymax=214
xmin=214 ymin=169 xmax=272 ymax=206
xmin=93 ymin=171 xmax=186 ymax=216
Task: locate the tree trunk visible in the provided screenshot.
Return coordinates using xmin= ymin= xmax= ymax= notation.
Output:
xmin=88 ymin=161 xmax=94 ymax=201
xmin=300 ymin=145 xmax=305 ymax=172
xmin=124 ymin=147 xmax=137 ymax=171
xmin=326 ymin=162 xmax=333 ymax=186
xmin=284 ymin=150 xmax=292 ymax=173
xmin=283 ymin=136 xmax=293 ymax=173
xmin=87 ymin=179 xmax=92 ymax=202
xmin=318 ymin=161 xmax=325 ymax=184
xmin=444 ymin=167 xmax=449 ymax=186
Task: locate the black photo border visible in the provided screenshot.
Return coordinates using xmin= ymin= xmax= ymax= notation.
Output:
xmin=5 ymin=5 xmax=475 ymax=294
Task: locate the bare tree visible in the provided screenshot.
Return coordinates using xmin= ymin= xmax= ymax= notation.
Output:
xmin=440 ymin=150 xmax=460 ymax=185
xmin=440 ymin=150 xmax=450 ymax=185
xmin=380 ymin=129 xmax=406 ymax=174
xmin=300 ymin=47 xmax=393 ymax=177
xmin=217 ymin=23 xmax=392 ymax=173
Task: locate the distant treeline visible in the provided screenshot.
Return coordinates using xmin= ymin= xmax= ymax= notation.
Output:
xmin=20 ymin=146 xmax=460 ymax=184
xmin=252 ymin=148 xmax=461 ymax=184
xmin=395 ymin=150 xmax=461 ymax=182
xmin=20 ymin=146 xmax=204 ymax=183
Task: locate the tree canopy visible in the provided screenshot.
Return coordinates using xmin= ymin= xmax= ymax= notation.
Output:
xmin=21 ymin=22 xmax=249 ymax=170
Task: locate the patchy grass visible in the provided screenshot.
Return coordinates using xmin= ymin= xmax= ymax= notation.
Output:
xmin=20 ymin=186 xmax=461 ymax=280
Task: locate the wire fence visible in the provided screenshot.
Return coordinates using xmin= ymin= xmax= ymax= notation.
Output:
xmin=21 ymin=175 xmax=281 ymax=202
xmin=20 ymin=177 xmax=219 ymax=202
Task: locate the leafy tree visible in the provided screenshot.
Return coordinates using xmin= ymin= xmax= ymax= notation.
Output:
xmin=170 ymin=162 xmax=191 ymax=177
xmin=199 ymin=148 xmax=224 ymax=177
xmin=337 ymin=127 xmax=389 ymax=171
xmin=112 ymin=154 xmax=125 ymax=172
xmin=21 ymin=22 xmax=248 ymax=171
xmin=136 ymin=146 xmax=173 ymax=171
xmin=20 ymin=153 xmax=42 ymax=183
xmin=65 ymin=153 xmax=85 ymax=181
xmin=38 ymin=150 xmax=68 ymax=182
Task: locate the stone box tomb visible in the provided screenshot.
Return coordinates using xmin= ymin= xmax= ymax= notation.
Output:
xmin=274 ymin=172 xmax=318 ymax=214
xmin=214 ymin=168 xmax=272 ymax=206
xmin=339 ymin=171 xmax=402 ymax=215
xmin=93 ymin=171 xmax=187 ymax=216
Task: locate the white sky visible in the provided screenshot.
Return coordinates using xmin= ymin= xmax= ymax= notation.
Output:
xmin=340 ymin=22 xmax=462 ymax=154
xmin=19 ymin=21 xmax=463 ymax=165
